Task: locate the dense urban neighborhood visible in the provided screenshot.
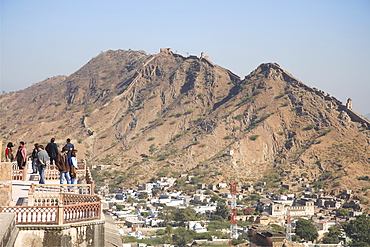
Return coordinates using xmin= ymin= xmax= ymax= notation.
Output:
xmin=93 ymin=165 xmax=369 ymax=246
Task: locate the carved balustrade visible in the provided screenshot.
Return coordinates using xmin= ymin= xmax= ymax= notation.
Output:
xmin=63 ymin=202 xmax=101 ymax=224
xmin=63 ymin=193 xmax=100 ymax=205
xmin=0 ymin=201 xmax=101 ymax=225
xmin=10 ymin=161 xmax=86 ymax=181
xmin=0 ymin=206 xmax=58 ymax=225
xmin=85 ymin=167 xmax=95 ymax=194
xmin=11 ymin=162 xmax=27 ymax=181
xmin=44 ymin=162 xmax=86 ymax=181
xmin=28 ymin=184 xmax=92 ymax=206
xmin=4 ymin=160 xmax=102 ymax=225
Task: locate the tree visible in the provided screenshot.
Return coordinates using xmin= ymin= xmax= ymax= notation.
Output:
xmin=336 ymin=208 xmax=350 ymax=217
xmin=210 ymin=194 xmax=220 ymax=202
xmin=321 ymin=227 xmax=341 ymax=244
xmin=172 ymin=207 xmax=198 ymax=226
xmin=164 ymin=225 xmax=173 ymax=235
xmin=213 ymin=202 xmax=230 ymax=220
xmin=342 ymin=215 xmax=370 ymax=247
xmin=207 ymin=220 xmax=230 ymax=231
xmin=140 ymin=212 xmax=150 ymax=217
xmin=172 ymin=227 xmax=194 ymax=247
xmin=295 ymin=218 xmax=318 ymax=242
xmin=270 ymin=223 xmax=285 ymax=233
xmin=138 ymin=192 xmax=148 ymax=199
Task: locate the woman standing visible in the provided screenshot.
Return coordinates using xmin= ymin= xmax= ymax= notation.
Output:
xmin=5 ymin=142 xmax=15 ymax=162
xmin=69 ymin=149 xmax=78 ymax=184
xmin=16 ymin=141 xmax=27 ymax=169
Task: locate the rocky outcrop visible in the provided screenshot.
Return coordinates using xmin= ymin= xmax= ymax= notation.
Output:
xmin=0 ymin=49 xmax=369 ymax=201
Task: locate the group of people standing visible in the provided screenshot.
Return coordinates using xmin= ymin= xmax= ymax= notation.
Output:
xmin=4 ymin=138 xmax=78 ymax=185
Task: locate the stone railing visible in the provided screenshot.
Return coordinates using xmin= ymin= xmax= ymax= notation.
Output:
xmin=0 ymin=201 xmax=101 ymax=225
xmin=63 ymin=202 xmax=101 ymax=224
xmin=28 ymin=184 xmax=93 ymax=206
xmin=63 ymin=193 xmax=101 ymax=205
xmin=0 ymin=206 xmax=59 ymax=225
xmin=11 ymin=162 xmax=27 ymax=181
xmin=10 ymin=161 xmax=88 ymax=182
xmin=85 ymin=167 xmax=95 ymax=194
xmin=27 ymin=167 xmax=95 ymax=206
xmin=45 ymin=162 xmax=86 ymax=181
xmin=0 ymin=193 xmax=102 ymax=225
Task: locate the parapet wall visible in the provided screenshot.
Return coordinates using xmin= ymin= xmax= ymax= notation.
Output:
xmin=280 ymin=70 xmax=370 ymax=129
xmin=14 ymin=220 xmax=104 ymax=247
xmin=339 ymin=105 xmax=370 ymax=129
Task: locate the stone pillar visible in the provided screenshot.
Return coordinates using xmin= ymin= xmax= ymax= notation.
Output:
xmin=346 ymin=98 xmax=352 ymax=110
xmin=58 ymin=204 xmax=64 ymax=225
xmin=0 ymin=180 xmax=12 ymax=206
xmin=0 ymin=141 xmax=13 ymax=206
xmin=0 ymin=162 xmax=12 ymax=180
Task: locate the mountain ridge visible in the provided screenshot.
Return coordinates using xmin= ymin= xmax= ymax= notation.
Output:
xmin=1 ymin=48 xmax=369 ymax=206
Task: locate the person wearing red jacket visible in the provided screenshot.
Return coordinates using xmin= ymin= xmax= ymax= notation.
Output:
xmin=5 ymin=142 xmax=15 ymax=162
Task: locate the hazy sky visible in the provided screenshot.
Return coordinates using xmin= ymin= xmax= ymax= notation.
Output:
xmin=1 ymin=0 xmax=369 ymax=115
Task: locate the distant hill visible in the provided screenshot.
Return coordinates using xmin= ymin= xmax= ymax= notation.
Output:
xmin=1 ymin=49 xmax=369 ymax=205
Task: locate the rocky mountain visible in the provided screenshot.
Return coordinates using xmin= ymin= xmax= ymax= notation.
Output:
xmin=1 ymin=49 xmax=370 ymax=205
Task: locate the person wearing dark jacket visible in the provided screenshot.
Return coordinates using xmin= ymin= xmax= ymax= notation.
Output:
xmin=64 ymin=138 xmax=74 ymax=157
xmin=56 ymin=146 xmax=71 ymax=184
xmin=31 ymin=143 xmax=39 ymax=174
xmin=45 ymin=138 xmax=58 ymax=165
xmin=15 ymin=141 xmax=27 ymax=169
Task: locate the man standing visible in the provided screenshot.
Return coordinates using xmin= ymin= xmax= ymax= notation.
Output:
xmin=15 ymin=141 xmax=27 ymax=169
xmin=64 ymin=138 xmax=74 ymax=157
xmin=30 ymin=143 xmax=39 ymax=174
xmin=56 ymin=146 xmax=71 ymax=184
xmin=37 ymin=145 xmax=49 ymax=184
xmin=45 ymin=138 xmax=58 ymax=165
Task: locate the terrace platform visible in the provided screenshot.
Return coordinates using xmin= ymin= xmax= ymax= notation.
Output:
xmin=11 ymin=162 xmax=59 ymax=206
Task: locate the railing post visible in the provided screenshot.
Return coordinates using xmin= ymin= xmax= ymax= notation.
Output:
xmin=90 ymin=181 xmax=95 ymax=195
xmin=28 ymin=184 xmax=34 ymax=206
xmin=58 ymin=204 xmax=64 ymax=225
xmin=58 ymin=193 xmax=64 ymax=225
xmin=22 ymin=167 xmax=27 ymax=181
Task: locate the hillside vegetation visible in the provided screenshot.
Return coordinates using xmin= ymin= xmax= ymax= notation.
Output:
xmin=1 ymin=49 xmax=369 ymax=206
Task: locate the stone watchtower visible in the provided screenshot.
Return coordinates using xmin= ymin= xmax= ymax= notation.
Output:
xmin=346 ymin=98 xmax=353 ymax=110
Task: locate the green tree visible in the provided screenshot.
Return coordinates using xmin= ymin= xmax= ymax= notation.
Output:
xmin=210 ymin=194 xmax=220 ymax=202
xmin=336 ymin=208 xmax=350 ymax=217
xmin=140 ymin=212 xmax=150 ymax=217
xmin=207 ymin=220 xmax=230 ymax=231
xmin=295 ymin=218 xmax=318 ymax=242
xmin=270 ymin=223 xmax=285 ymax=233
xmin=194 ymin=231 xmax=229 ymax=240
xmin=321 ymin=227 xmax=341 ymax=244
xmin=213 ymin=202 xmax=230 ymax=220
xmin=138 ymin=192 xmax=148 ymax=199
xmin=172 ymin=227 xmax=194 ymax=247
xmin=156 ymin=229 xmax=166 ymax=235
xmin=342 ymin=215 xmax=370 ymax=247
xmin=165 ymin=225 xmax=173 ymax=235
xmin=172 ymin=207 xmax=198 ymax=226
